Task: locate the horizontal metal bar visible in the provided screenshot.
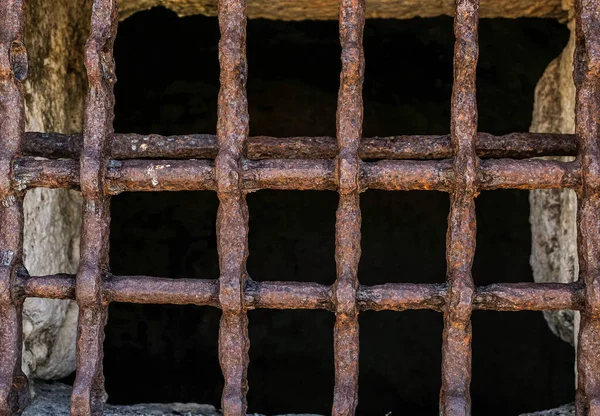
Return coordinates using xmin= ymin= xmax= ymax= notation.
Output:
xmin=16 ymin=272 xmax=75 ymax=300
xmin=357 ymin=283 xmax=447 ymax=311
xmin=13 ymin=157 xmax=581 ymax=193
xmin=23 ymin=132 xmax=576 ymax=160
xmin=478 ymin=159 xmax=579 ymax=190
xmin=473 ymin=282 xmax=584 ymax=311
xmin=245 ymin=280 xmax=333 ymax=310
xmin=105 ymin=276 xmax=218 ymax=305
xmin=15 ymin=273 xmax=584 ymax=312
xmin=361 ymin=160 xmax=453 ymax=191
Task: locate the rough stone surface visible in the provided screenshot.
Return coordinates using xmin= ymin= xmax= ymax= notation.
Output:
xmin=118 ymin=0 xmax=568 ymax=21
xmin=22 ymin=383 xmax=320 ymax=416
xmin=520 ymin=403 xmax=574 ymax=416
xmin=21 ymin=0 xmax=89 ymax=380
xmin=21 ymin=382 xmax=574 ymax=416
xmin=523 ymin=16 xmax=579 ymax=416
xmin=529 ymin=26 xmax=578 ymax=346
xmin=20 ymin=382 xmax=576 ymax=416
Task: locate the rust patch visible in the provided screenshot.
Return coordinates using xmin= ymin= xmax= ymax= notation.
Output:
xmin=0 ymin=0 xmax=28 ymax=414
xmin=71 ymin=0 xmax=118 ymax=414
xmin=214 ymin=0 xmax=251 ymax=414
xmin=574 ymin=0 xmax=600 ymax=415
xmin=23 ymin=131 xmax=578 ymax=160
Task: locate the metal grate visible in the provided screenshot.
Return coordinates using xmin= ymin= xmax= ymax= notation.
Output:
xmin=0 ymin=0 xmax=599 ymax=414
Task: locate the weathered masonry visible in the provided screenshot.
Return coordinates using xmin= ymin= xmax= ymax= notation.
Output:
xmin=0 ymin=0 xmax=599 ymax=415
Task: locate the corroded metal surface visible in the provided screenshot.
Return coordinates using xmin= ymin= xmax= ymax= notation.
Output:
xmin=215 ymin=0 xmax=250 ymax=414
xmin=331 ymin=0 xmax=364 ymax=414
xmin=440 ymin=0 xmax=479 ymax=414
xmin=574 ymin=0 xmax=600 ymax=415
xmin=22 ymin=132 xmax=578 ymax=160
xmin=13 ymin=271 xmax=587 ymax=313
xmin=10 ymin=155 xmax=586 ymax=193
xmin=2 ymin=0 xmax=600 ymax=414
xmin=71 ymin=0 xmax=118 ymax=414
xmin=0 ymin=0 xmax=29 ymax=414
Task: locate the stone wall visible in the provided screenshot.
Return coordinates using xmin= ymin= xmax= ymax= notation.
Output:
xmin=117 ymin=0 xmax=567 ymax=21
xmin=21 ymin=0 xmax=90 ymax=380
xmin=529 ymin=25 xmax=577 ymax=345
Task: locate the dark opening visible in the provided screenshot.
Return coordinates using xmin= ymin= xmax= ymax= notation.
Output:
xmin=101 ymin=8 xmax=572 ymax=415
xmin=357 ymin=310 xmax=443 ymax=415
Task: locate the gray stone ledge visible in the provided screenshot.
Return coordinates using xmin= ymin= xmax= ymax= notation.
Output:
xmin=23 ymin=382 xmax=573 ymax=416
xmin=520 ymin=403 xmax=574 ymax=416
xmin=23 ymin=382 xmax=320 ymax=416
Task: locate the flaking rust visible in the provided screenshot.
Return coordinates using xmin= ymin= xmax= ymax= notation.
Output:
xmin=440 ymin=0 xmax=479 ymax=414
xmin=23 ymin=131 xmax=578 ymax=160
xmin=574 ymin=0 xmax=600 ymax=414
xmin=71 ymin=0 xmax=118 ymax=414
xmin=332 ymin=0 xmax=365 ymax=414
xmin=0 ymin=0 xmax=29 ymax=414
xmin=215 ymin=0 xmax=251 ymax=414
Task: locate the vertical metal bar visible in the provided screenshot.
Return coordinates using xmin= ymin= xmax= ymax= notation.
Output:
xmin=331 ymin=0 xmax=365 ymax=415
xmin=71 ymin=0 xmax=118 ymax=414
xmin=0 ymin=1 xmax=29 ymax=414
xmin=439 ymin=0 xmax=479 ymax=415
xmin=216 ymin=0 xmax=250 ymax=414
xmin=574 ymin=0 xmax=600 ymax=415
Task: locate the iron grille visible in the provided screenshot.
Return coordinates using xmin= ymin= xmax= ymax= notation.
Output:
xmin=0 ymin=0 xmax=599 ymax=414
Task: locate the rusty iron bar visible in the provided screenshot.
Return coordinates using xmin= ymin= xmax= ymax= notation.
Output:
xmin=215 ymin=0 xmax=250 ymax=414
xmin=574 ymin=0 xmax=600 ymax=414
xmin=440 ymin=1 xmax=479 ymax=414
xmin=70 ymin=0 xmax=118 ymax=414
xmin=0 ymin=0 xmax=29 ymax=414
xmin=11 ymin=157 xmax=581 ymax=193
xmin=22 ymin=131 xmax=577 ymax=160
xmin=14 ymin=273 xmax=585 ymax=312
xmin=331 ymin=0 xmax=365 ymax=414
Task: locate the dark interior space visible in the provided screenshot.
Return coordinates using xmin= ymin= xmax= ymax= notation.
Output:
xmin=98 ymin=8 xmax=574 ymax=415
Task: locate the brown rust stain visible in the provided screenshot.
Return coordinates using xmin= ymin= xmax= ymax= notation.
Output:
xmin=23 ymin=131 xmax=578 ymax=160
xmin=0 ymin=0 xmax=29 ymax=414
xmin=71 ymin=0 xmax=118 ymax=414
xmin=17 ymin=272 xmax=587 ymax=313
xmin=215 ymin=0 xmax=251 ymax=414
xmin=574 ymin=0 xmax=600 ymax=415
xmin=331 ymin=0 xmax=365 ymax=414
xmin=440 ymin=0 xmax=479 ymax=414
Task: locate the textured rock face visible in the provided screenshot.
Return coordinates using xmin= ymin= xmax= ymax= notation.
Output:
xmin=21 ymin=382 xmax=571 ymax=416
xmin=520 ymin=404 xmax=574 ymax=416
xmin=529 ymin=27 xmax=577 ymax=345
xmin=21 ymin=190 xmax=82 ymax=380
xmin=21 ymin=0 xmax=89 ymax=380
xmin=117 ymin=0 xmax=568 ymax=21
xmin=522 ymin=17 xmax=580 ymax=416
xmin=23 ymin=383 xmax=319 ymax=416
xmin=22 ymin=383 xmax=223 ymax=416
